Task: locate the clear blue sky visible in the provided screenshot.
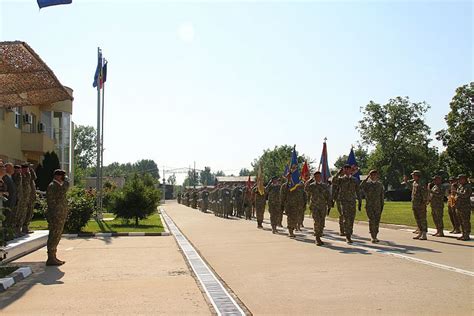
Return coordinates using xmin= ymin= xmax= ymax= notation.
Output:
xmin=1 ymin=0 xmax=472 ymax=180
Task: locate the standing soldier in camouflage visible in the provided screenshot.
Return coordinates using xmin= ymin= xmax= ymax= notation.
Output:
xmin=447 ymin=177 xmax=461 ymax=234
xmin=221 ymin=185 xmax=232 ymax=218
xmin=16 ymin=164 xmax=31 ymax=236
xmin=22 ymin=165 xmax=37 ymax=234
xmin=408 ymin=170 xmax=429 ymax=240
xmin=242 ymin=184 xmax=253 ymax=220
xmin=429 ymin=175 xmax=445 ymax=237
xmin=332 ymin=164 xmax=361 ymax=244
xmin=280 ymin=180 xmax=299 ymax=238
xmin=177 ymin=192 xmax=182 ymax=204
xmin=201 ymin=187 xmax=210 ymax=212
xmin=455 ymin=174 xmax=472 ymax=241
xmin=266 ymin=177 xmax=281 ymax=234
xmin=191 ymin=189 xmax=198 ymax=209
xmin=232 ymin=185 xmax=243 ymax=218
xmin=305 ymin=171 xmax=331 ymax=246
xmin=253 ymin=185 xmax=266 ymax=228
xmin=360 ymin=170 xmax=384 ymax=243
xmin=295 ymin=185 xmax=306 ymax=231
xmin=11 ymin=166 xmax=22 ymax=237
xmin=46 ymin=169 xmax=70 ymax=266
xmin=331 ymin=168 xmax=346 ymax=236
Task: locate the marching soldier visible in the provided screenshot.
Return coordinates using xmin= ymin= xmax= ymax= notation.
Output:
xmin=407 ymin=170 xmax=429 ymax=240
xmin=331 ymin=168 xmax=346 ymax=236
xmin=447 ymin=177 xmax=461 ymax=234
xmin=46 ymin=169 xmax=70 ymax=266
xmin=332 ymin=164 xmax=361 ymax=244
xmin=266 ymin=177 xmax=281 ymax=234
xmin=253 ymin=185 xmax=266 ymax=228
xmin=360 ymin=170 xmax=384 ymax=243
xmin=295 ymin=185 xmax=306 ymax=231
xmin=429 ymin=175 xmax=445 ymax=237
xmin=242 ymin=184 xmax=253 ymax=220
xmin=280 ymin=180 xmax=298 ymax=238
xmin=455 ymin=174 xmax=472 ymax=241
xmin=305 ymin=171 xmax=331 ymax=246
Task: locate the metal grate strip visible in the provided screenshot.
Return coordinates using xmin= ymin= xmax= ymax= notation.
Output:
xmin=161 ymin=210 xmax=246 ymax=316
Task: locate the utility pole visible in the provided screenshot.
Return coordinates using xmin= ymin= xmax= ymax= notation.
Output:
xmin=162 ymin=165 xmax=166 ymax=204
xmin=193 ymin=161 xmax=196 ymax=189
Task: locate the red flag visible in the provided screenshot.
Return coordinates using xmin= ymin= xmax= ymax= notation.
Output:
xmin=246 ymin=175 xmax=252 ymax=191
xmin=301 ymin=161 xmax=310 ymax=182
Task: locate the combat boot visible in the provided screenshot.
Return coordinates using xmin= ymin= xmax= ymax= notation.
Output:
xmin=271 ymin=226 xmax=277 ymax=234
xmin=419 ymin=232 xmax=427 ymax=240
xmin=437 ymin=230 xmax=445 ymax=237
xmin=46 ymin=251 xmax=63 ymax=266
xmin=413 ymin=232 xmax=421 ymax=239
xmin=315 ymin=236 xmax=324 ymax=246
xmin=413 ymin=229 xmax=420 ymax=234
xmin=339 ymin=231 xmax=345 ymax=236
xmin=288 ymin=229 xmax=295 ymax=238
xmin=346 ymin=235 xmax=353 ymax=244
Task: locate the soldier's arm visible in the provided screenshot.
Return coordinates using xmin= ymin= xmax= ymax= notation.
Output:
xmin=457 ymin=185 xmax=472 ymax=199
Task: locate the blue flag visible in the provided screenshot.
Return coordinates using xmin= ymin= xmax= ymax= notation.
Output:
xmin=38 ymin=0 xmax=72 ymax=9
xmin=347 ymin=147 xmax=361 ymax=182
xmin=92 ymin=50 xmax=102 ymax=88
xmin=288 ymin=146 xmax=302 ymax=191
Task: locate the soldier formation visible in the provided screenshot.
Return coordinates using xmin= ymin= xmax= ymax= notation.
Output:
xmin=0 ymin=161 xmax=38 ymax=240
xmin=178 ymin=165 xmax=472 ymax=245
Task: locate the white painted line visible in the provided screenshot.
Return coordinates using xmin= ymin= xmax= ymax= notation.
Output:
xmin=0 ymin=277 xmax=15 ymax=290
xmin=399 ymin=228 xmax=473 ymax=239
xmin=161 ymin=210 xmax=246 ymax=316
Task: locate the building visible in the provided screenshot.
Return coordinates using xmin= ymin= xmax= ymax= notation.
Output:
xmin=0 ymin=41 xmax=74 ymax=172
xmin=215 ymin=176 xmax=256 ymax=186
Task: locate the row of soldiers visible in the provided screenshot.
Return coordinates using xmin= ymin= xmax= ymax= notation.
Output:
xmin=0 ymin=161 xmax=37 ymax=240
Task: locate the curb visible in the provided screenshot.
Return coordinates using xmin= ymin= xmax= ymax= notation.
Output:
xmin=0 ymin=266 xmax=32 ymax=292
xmin=62 ymin=231 xmax=170 ymax=238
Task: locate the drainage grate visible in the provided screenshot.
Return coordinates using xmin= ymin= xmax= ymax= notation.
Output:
xmin=161 ymin=210 xmax=246 ymax=316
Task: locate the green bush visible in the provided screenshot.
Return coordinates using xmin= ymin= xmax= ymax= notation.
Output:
xmin=33 ymin=196 xmax=47 ymax=220
xmin=63 ymin=187 xmax=95 ymax=233
xmin=111 ymin=174 xmax=161 ymax=226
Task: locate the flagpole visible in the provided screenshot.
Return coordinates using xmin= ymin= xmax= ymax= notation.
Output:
xmin=100 ymin=61 xmax=105 ymax=212
xmin=96 ymin=47 xmax=102 ymax=216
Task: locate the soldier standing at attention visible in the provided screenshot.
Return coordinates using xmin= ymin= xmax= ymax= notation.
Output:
xmin=447 ymin=177 xmax=461 ymax=234
xmin=408 ymin=170 xmax=429 ymax=240
xmin=242 ymin=184 xmax=253 ymax=220
xmin=23 ymin=165 xmax=37 ymax=234
xmin=253 ymin=185 xmax=266 ymax=228
xmin=333 ymin=164 xmax=361 ymax=244
xmin=232 ymin=185 xmax=244 ymax=218
xmin=177 ymin=192 xmax=182 ymax=204
xmin=455 ymin=174 xmax=472 ymax=241
xmin=331 ymin=168 xmax=345 ymax=236
xmin=280 ymin=180 xmax=298 ymax=238
xmin=429 ymin=175 xmax=445 ymax=237
xmin=305 ymin=171 xmax=331 ymax=246
xmin=12 ymin=165 xmax=23 ymax=237
xmin=16 ymin=164 xmax=31 ymax=237
xmin=222 ymin=185 xmax=232 ymax=218
xmin=360 ymin=170 xmax=384 ymax=243
xmin=46 ymin=169 xmax=70 ymax=266
xmin=266 ymin=177 xmax=281 ymax=234
xmin=201 ymin=187 xmax=210 ymax=212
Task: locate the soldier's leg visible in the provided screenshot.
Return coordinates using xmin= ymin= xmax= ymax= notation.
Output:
xmin=22 ymin=201 xmax=34 ymax=234
xmin=415 ymin=206 xmax=428 ymax=240
xmin=342 ymin=201 xmax=356 ymax=243
xmin=336 ymin=200 xmax=344 ymax=235
xmin=366 ymin=207 xmax=376 ymax=240
xmin=374 ymin=208 xmax=382 ymax=239
xmin=314 ymin=207 xmax=326 ymax=237
xmin=432 ymin=206 xmax=444 ymax=236
xmin=287 ymin=208 xmax=297 ymax=237
xmin=457 ymin=208 xmax=471 ymax=240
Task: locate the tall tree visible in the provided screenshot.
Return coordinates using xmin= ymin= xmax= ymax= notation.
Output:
xmin=73 ymin=125 xmax=97 ymax=169
xmin=183 ymin=169 xmax=200 ymax=187
xmin=239 ymin=168 xmax=251 ymax=176
xmin=167 ymin=173 xmax=177 ymax=185
xmin=215 ymin=170 xmax=225 ymax=177
xmin=436 ymin=82 xmax=474 ymax=176
xmin=36 ymin=151 xmax=61 ymax=191
xmin=199 ymin=166 xmax=214 ymax=185
xmin=358 ymin=97 xmax=437 ymax=188
xmin=334 ymin=145 xmax=369 ymax=173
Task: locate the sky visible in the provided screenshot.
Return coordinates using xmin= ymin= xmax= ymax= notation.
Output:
xmin=1 ymin=0 xmax=472 ymax=183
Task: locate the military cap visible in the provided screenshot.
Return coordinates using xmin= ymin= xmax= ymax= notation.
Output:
xmin=458 ymin=174 xmax=467 ymax=179
xmin=411 ymin=170 xmax=421 ymax=176
xmin=14 ymin=165 xmax=21 ymax=169
xmin=53 ymin=169 xmax=66 ymax=176
xmin=368 ymin=169 xmax=378 ymax=175
xmin=313 ymin=170 xmax=321 ymax=175
xmin=21 ymin=163 xmax=30 ymax=168
xmin=343 ymin=164 xmax=351 ymax=169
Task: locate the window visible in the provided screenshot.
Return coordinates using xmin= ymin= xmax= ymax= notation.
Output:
xmin=14 ymin=107 xmax=21 ymax=129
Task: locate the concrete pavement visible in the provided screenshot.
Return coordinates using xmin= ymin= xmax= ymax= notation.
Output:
xmin=0 ymin=236 xmax=211 ymax=315
xmin=163 ymin=201 xmax=473 ymax=315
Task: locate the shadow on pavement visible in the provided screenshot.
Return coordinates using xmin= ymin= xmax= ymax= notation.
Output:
xmin=0 ymin=262 xmax=65 ymax=309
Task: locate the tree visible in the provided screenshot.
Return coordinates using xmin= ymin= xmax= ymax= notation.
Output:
xmin=215 ymin=170 xmax=225 ymax=176
xmin=183 ymin=169 xmax=200 ymax=187
xmin=101 ymin=159 xmax=160 ymax=180
xmin=251 ymin=145 xmax=308 ymax=183
xmin=112 ymin=173 xmax=161 ymax=226
xmin=436 ymin=82 xmax=474 ymax=176
xmin=199 ymin=167 xmax=215 ymax=185
xmin=167 ymin=173 xmax=177 ymax=185
xmin=73 ymin=125 xmax=97 ymax=169
xmin=358 ymin=97 xmax=437 ymax=188
xmin=334 ymin=145 xmax=369 ymax=173
xmin=36 ymin=151 xmax=60 ymax=191
xmin=239 ymin=168 xmax=251 ymax=176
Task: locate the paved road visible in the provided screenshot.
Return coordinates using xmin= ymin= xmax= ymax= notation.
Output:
xmin=1 ymin=236 xmax=211 ymax=315
xmin=163 ymin=201 xmax=473 ymax=315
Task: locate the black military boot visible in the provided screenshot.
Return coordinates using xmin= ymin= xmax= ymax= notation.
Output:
xmin=315 ymin=236 xmax=324 ymax=246
xmin=346 ymin=235 xmax=353 ymax=244
xmin=288 ymin=229 xmax=295 ymax=238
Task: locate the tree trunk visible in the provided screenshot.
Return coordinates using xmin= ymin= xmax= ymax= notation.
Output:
xmin=135 ymin=216 xmax=139 ymax=226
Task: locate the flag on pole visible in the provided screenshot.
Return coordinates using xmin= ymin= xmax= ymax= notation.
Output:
xmin=301 ymin=161 xmax=310 ymax=182
xmin=347 ymin=147 xmax=361 ymax=182
xmin=257 ymin=165 xmax=265 ymax=195
xmin=92 ymin=50 xmax=103 ymax=88
xmin=282 ymin=161 xmax=289 ymax=178
xmin=100 ymin=60 xmax=107 ymax=88
xmin=246 ymin=175 xmax=252 ymax=192
xmin=38 ymin=0 xmax=72 ymax=9
xmin=319 ymin=139 xmax=330 ymax=183
xmin=288 ymin=146 xmax=302 ymax=191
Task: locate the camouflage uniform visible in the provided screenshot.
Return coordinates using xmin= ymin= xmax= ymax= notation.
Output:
xmin=222 ymin=187 xmax=232 ymax=218
xmin=331 ymin=175 xmax=345 ymax=235
xmin=200 ymin=189 xmax=209 ymax=212
xmin=177 ymin=192 xmax=182 ymax=204
xmin=266 ymin=182 xmax=281 ymax=230
xmin=333 ymin=175 xmax=361 ymax=239
xmin=12 ymin=172 xmax=23 ymax=236
xmin=456 ymin=182 xmax=472 ymax=239
xmin=410 ymin=181 xmax=429 ymax=233
xmin=280 ymin=182 xmax=299 ymax=236
xmin=23 ymin=168 xmax=37 ymax=234
xmin=242 ymin=186 xmax=253 ymax=220
xmin=429 ymin=183 xmax=444 ymax=234
xmin=191 ymin=190 xmax=198 ymax=209
xmin=46 ymin=179 xmax=70 ymax=260
xmin=360 ymin=178 xmax=384 ymax=240
xmin=253 ymin=187 xmax=266 ymax=227
xmin=305 ymin=181 xmax=331 ymax=238
xmin=294 ymin=185 xmax=306 ymax=230
xmin=232 ymin=186 xmax=244 ymax=218
xmin=447 ymin=183 xmax=460 ymax=233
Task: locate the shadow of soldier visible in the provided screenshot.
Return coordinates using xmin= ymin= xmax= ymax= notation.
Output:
xmin=0 ymin=262 xmax=65 ymax=309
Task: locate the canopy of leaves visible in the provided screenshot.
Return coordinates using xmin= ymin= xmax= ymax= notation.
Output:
xmin=101 ymin=159 xmax=160 ymax=180
xmin=334 ymin=145 xmax=369 ymax=174
xmin=239 ymin=168 xmax=252 ymax=176
xmin=36 ymin=151 xmax=60 ymax=191
xmin=73 ymin=125 xmax=97 ymax=169
xmin=436 ymin=82 xmax=474 ymax=176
